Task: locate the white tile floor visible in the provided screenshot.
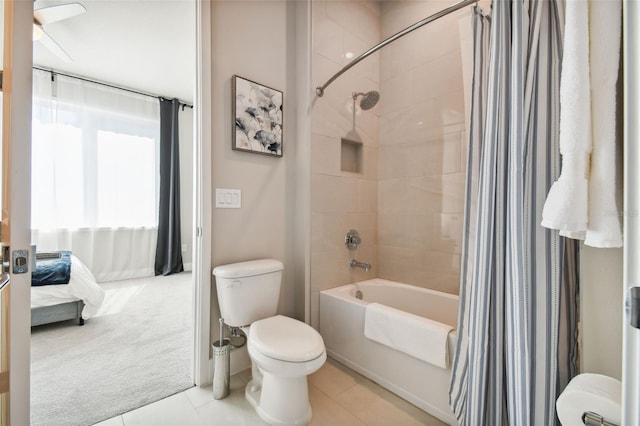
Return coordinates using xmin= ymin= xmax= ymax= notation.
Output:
xmin=94 ymin=358 xmax=446 ymax=426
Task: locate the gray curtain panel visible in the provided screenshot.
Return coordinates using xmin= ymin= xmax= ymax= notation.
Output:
xmin=155 ymin=98 xmax=184 ymax=276
xmin=449 ymin=3 xmax=579 ymax=425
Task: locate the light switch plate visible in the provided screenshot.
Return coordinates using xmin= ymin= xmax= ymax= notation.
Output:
xmin=215 ymin=188 xmax=241 ymax=208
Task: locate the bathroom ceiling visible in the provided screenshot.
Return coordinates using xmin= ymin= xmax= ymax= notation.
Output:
xmin=31 ymin=0 xmax=196 ymax=103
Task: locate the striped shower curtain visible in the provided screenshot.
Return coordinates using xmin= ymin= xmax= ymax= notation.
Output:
xmin=449 ymin=3 xmax=579 ymax=425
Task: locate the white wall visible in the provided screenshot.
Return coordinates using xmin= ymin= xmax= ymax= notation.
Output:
xmin=308 ymin=1 xmax=470 ymax=333
xmin=310 ymin=0 xmax=381 ymax=329
xmin=579 ymin=74 xmax=624 ymax=381
xmin=581 ymin=246 xmax=623 ymax=380
xmin=294 ymin=0 xmax=312 ymax=323
xmin=210 ymin=0 xmax=299 ymax=369
xmin=377 ymin=2 xmax=468 ymax=295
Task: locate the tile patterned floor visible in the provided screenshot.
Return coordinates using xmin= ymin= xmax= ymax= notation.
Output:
xmin=95 ymin=358 xmax=447 ymax=426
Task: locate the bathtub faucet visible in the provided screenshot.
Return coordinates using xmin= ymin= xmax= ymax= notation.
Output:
xmin=349 ymin=258 xmax=371 ymax=272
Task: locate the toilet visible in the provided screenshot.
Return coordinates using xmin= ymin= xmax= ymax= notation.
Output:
xmin=213 ymin=259 xmax=326 ymax=426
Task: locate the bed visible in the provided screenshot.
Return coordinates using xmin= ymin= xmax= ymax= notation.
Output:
xmin=31 ymin=252 xmax=105 ymax=327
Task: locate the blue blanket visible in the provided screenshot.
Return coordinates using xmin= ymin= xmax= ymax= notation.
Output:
xmin=32 ymin=251 xmax=72 ymax=286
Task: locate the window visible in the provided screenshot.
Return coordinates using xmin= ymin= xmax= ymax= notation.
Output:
xmin=31 ymin=70 xmax=160 ymax=231
xmin=96 ymin=130 xmax=157 ymax=227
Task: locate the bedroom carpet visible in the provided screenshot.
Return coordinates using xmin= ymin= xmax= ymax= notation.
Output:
xmin=30 ymin=272 xmax=194 ymax=426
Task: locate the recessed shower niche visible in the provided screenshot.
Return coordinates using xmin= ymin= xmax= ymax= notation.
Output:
xmin=340 ymin=137 xmax=363 ymax=173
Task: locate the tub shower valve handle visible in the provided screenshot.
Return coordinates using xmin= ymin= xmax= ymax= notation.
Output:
xmin=345 ymin=229 xmax=361 ymax=250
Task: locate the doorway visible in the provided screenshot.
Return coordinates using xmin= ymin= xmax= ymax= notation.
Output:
xmin=23 ymin=1 xmax=211 ymax=424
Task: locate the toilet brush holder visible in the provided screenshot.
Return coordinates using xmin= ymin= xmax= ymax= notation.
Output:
xmin=212 ymin=338 xmax=231 ymax=399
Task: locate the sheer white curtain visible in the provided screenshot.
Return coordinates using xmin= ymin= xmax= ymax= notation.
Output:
xmin=31 ymin=69 xmax=160 ymax=282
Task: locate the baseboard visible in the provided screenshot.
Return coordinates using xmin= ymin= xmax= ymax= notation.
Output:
xmin=183 ymin=263 xmax=193 ymax=272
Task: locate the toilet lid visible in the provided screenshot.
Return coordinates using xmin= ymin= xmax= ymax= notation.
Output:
xmin=250 ymin=315 xmax=325 ymax=362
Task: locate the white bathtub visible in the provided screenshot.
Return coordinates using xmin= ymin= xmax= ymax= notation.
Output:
xmin=319 ymin=278 xmax=458 ymax=425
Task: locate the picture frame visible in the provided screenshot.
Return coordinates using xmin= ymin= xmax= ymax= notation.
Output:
xmin=232 ymin=75 xmax=283 ymax=157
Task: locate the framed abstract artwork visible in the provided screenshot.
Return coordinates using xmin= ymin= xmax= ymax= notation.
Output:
xmin=232 ymin=75 xmax=283 ymax=157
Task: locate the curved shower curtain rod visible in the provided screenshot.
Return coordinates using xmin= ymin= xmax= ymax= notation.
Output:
xmin=315 ymin=0 xmax=479 ymax=98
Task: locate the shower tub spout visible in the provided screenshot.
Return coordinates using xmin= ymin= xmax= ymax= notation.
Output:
xmin=349 ymin=258 xmax=371 ymax=272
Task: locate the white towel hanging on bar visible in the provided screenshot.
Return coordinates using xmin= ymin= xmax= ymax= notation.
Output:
xmin=541 ymin=0 xmax=622 ymax=248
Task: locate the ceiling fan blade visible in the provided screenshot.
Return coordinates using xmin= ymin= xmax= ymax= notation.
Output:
xmin=33 ymin=23 xmax=44 ymax=41
xmin=37 ymin=28 xmax=72 ymax=62
xmin=34 ymin=3 xmax=86 ymax=25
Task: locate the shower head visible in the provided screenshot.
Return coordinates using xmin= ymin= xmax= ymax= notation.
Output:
xmin=352 ymin=91 xmax=380 ymax=110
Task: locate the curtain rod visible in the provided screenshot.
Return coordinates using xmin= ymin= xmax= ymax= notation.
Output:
xmin=315 ymin=0 xmax=479 ymax=97
xmin=33 ymin=66 xmax=194 ymax=109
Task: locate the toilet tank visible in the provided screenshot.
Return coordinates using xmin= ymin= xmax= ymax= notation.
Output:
xmin=213 ymin=259 xmax=284 ymax=327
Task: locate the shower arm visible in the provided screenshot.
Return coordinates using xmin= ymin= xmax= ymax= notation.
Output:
xmin=315 ymin=0 xmax=479 ymax=98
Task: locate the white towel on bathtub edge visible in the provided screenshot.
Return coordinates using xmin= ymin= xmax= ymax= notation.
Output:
xmin=364 ymin=302 xmax=453 ymax=369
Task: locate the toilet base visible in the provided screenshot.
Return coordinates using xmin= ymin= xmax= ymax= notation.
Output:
xmin=245 ymin=375 xmax=312 ymax=426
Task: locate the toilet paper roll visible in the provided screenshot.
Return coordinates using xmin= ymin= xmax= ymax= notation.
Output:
xmin=556 ymin=373 xmax=621 ymax=426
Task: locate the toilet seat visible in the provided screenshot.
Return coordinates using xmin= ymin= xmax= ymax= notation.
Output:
xmin=250 ymin=315 xmax=325 ymax=362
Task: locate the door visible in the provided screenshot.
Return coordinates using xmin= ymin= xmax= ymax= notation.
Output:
xmin=623 ymin=1 xmax=640 ymax=424
xmin=1 ymin=1 xmax=33 ymax=424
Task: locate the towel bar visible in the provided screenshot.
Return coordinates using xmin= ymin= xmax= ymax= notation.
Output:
xmin=582 ymin=411 xmax=618 ymax=426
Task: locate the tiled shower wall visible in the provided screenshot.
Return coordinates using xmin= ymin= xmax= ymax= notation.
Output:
xmin=377 ymin=2 xmax=470 ymax=295
xmin=311 ymin=0 xmax=381 ymax=328
xmin=310 ymin=1 xmax=471 ymax=327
